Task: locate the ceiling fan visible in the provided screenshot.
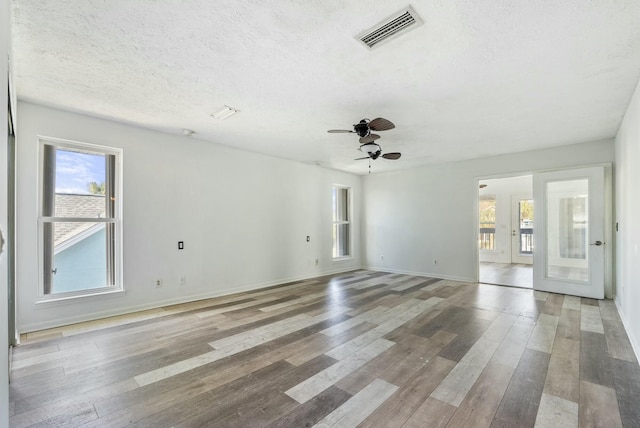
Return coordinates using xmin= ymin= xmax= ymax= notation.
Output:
xmin=355 ymin=142 xmax=402 ymax=161
xmin=328 ymin=117 xmax=395 ymax=144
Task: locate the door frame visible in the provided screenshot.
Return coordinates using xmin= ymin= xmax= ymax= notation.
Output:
xmin=475 ymin=163 xmax=613 ymax=298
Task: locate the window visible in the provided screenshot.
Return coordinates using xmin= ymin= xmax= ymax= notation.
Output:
xmin=332 ymin=186 xmax=350 ymax=258
xmin=39 ymin=138 xmax=122 ymax=299
xmin=479 ymin=194 xmax=496 ymax=250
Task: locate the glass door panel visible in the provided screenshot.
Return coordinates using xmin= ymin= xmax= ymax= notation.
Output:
xmin=511 ymin=195 xmax=533 ymax=265
xmin=533 ymin=167 xmax=606 ymax=299
xmin=545 ymin=179 xmax=589 ymax=282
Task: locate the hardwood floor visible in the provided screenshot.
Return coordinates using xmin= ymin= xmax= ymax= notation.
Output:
xmin=9 ymin=270 xmax=640 ymax=427
xmin=480 ymin=262 xmax=533 ymax=288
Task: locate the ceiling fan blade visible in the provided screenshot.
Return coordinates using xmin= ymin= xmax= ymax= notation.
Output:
xmin=368 ymin=118 xmax=395 ymax=131
xmin=354 ymin=156 xmax=370 ymax=160
xmin=382 ymin=152 xmax=401 ymax=160
xmin=359 ymin=134 xmax=380 ymax=144
xmin=328 ymin=129 xmax=354 ymax=133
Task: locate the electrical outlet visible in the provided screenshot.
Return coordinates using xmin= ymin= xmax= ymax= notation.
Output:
xmin=315 ymin=259 xmax=319 ymax=265
xmin=433 ymin=259 xmax=438 ymax=265
xmin=155 ymin=278 xmax=162 ymax=288
xmin=380 ymin=255 xmax=384 ymax=260
xmin=179 ymin=275 xmax=186 ymax=286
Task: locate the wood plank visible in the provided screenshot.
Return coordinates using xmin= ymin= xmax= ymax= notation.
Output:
xmin=312 ymin=378 xmax=398 ymax=427
xmin=541 ymin=293 xmax=564 ymax=316
xmin=555 ymin=307 xmax=581 ymax=341
xmin=610 ymin=358 xmax=640 ymax=428
xmin=579 ymin=381 xmax=623 ymax=428
xmin=285 ymin=338 xmax=395 ymax=403
xmin=580 ymin=304 xmax=605 ymax=334
xmin=358 ymin=356 xmax=456 ymax=428
xmin=534 ymin=393 xmax=578 ymax=428
xmin=265 ymin=386 xmax=351 ymax=428
xmin=13 ymin=341 xmax=213 ymax=415
xmin=492 ymin=349 xmax=550 ymax=427
xmin=287 ymin=321 xmax=377 ymax=366
xmin=543 ymin=337 xmax=580 ymax=403
xmin=562 ymin=295 xmax=581 ymax=311
xmin=490 ymin=316 xmax=535 ymax=369
xmin=378 ymin=333 xmax=455 ymax=386
xmin=431 ymin=313 xmax=517 ymax=407
xmin=526 ymin=313 xmax=559 ymax=354
xmin=131 ymin=360 xmax=297 ymax=427
xmin=402 ymin=397 xmax=457 ymax=428
xmin=580 ymin=331 xmax=614 ymax=388
xmin=602 ymin=317 xmax=637 ymax=363
xmin=581 ymin=298 xmax=600 ymax=306
xmin=325 ymin=298 xmax=438 ymax=360
xmin=337 ymin=328 xmax=453 ymax=396
xmin=445 ymin=361 xmax=515 ymax=428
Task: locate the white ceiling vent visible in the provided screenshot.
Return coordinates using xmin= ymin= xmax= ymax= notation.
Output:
xmin=356 ymin=6 xmax=423 ymax=50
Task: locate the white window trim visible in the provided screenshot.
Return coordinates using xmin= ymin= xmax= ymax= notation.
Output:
xmin=37 ymin=136 xmax=124 ymax=302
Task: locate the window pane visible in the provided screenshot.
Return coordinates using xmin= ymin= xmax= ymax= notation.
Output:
xmin=53 ymin=147 xmax=107 ymax=217
xmin=333 ymin=224 xmax=350 ymax=257
xmin=545 ymin=179 xmax=589 ymax=282
xmin=49 ymin=222 xmax=111 ymax=294
xmin=333 ymin=187 xmax=349 ymax=222
xmin=479 ymin=195 xmax=496 ymax=250
xmin=518 ymin=199 xmax=534 ymax=255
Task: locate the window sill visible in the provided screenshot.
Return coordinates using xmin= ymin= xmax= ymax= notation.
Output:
xmin=36 ymin=288 xmax=125 ymax=306
xmin=332 ymin=256 xmax=353 ymax=262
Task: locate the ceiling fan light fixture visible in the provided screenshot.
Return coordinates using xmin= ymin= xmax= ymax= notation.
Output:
xmin=211 ymin=105 xmax=240 ymax=120
xmin=359 ymin=142 xmax=381 ymax=154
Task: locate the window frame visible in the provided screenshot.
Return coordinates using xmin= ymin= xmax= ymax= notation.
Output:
xmin=37 ymin=137 xmax=123 ymax=302
xmin=332 ymin=185 xmax=352 ymax=260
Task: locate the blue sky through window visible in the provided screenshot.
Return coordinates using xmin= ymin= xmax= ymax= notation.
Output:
xmin=55 ymin=149 xmax=106 ymax=194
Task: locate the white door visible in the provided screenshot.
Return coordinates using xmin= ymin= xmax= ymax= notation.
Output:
xmin=532 ymin=166 xmax=606 ymax=298
xmin=511 ymin=194 xmax=533 ymax=265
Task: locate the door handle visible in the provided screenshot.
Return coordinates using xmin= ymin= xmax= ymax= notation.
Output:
xmin=590 ymin=241 xmax=604 ymax=246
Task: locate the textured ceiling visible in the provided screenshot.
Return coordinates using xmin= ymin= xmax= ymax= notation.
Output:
xmin=11 ymin=0 xmax=640 ymax=174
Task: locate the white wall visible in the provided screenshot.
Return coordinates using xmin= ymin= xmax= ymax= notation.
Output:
xmin=479 ymin=175 xmax=532 ymax=264
xmin=16 ymin=102 xmax=362 ymax=332
xmin=1 ymin=0 xmax=10 ymax=422
xmin=615 ymin=76 xmax=640 ymax=359
xmin=363 ymin=140 xmax=614 ymax=284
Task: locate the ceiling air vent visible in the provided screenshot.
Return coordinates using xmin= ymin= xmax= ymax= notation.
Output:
xmin=356 ymin=6 xmax=423 ymax=50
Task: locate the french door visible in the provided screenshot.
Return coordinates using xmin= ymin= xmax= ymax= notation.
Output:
xmin=532 ymin=166 xmax=606 ymax=299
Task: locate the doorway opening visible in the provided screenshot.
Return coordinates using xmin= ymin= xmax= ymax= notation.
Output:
xmin=478 ymin=175 xmax=533 ymax=288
